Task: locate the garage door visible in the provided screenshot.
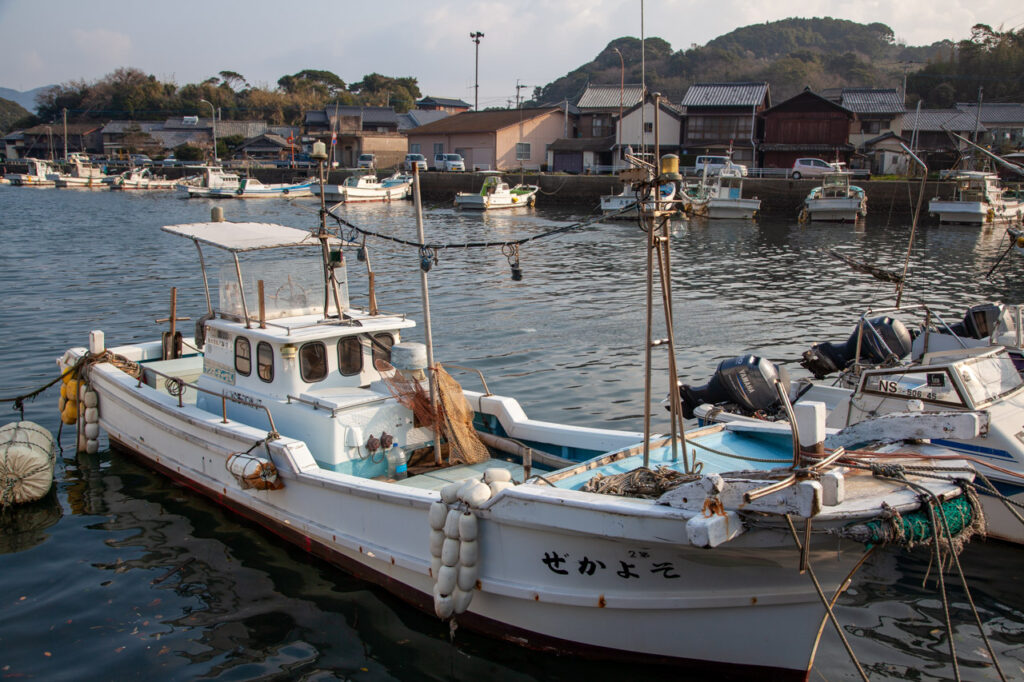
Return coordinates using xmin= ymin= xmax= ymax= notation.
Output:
xmin=553 ymin=151 xmax=583 ymax=173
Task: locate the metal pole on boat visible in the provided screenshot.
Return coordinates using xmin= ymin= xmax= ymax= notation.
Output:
xmin=642 ymin=114 xmax=655 ymax=467
xmin=313 ymin=142 xmax=345 ymax=318
xmin=412 ymin=165 xmax=443 ymax=466
xmin=895 ymin=143 xmax=928 ymax=308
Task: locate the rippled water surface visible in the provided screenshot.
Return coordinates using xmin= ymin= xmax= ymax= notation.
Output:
xmin=2 ymin=186 xmax=1024 ymax=681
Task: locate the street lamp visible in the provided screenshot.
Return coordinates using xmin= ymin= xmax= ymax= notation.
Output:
xmin=199 ymin=98 xmax=217 ymax=164
xmin=470 ymin=31 xmax=484 ymax=111
xmin=612 ymin=47 xmax=624 ymax=168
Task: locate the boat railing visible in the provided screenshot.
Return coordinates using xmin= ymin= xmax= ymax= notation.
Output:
xmin=137 ymin=364 xmax=279 ymax=434
xmin=442 ymin=364 xmax=492 ymax=396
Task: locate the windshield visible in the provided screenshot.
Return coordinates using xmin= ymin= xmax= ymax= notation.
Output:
xmin=446 ymin=154 xmax=462 ymax=161
xmin=958 ymin=353 xmax=1024 ymax=406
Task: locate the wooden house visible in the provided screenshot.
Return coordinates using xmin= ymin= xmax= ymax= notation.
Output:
xmin=902 ymin=108 xmax=985 ymax=169
xmin=759 ymin=88 xmax=855 ymax=168
xmin=955 ymin=103 xmax=1024 ymax=151
xmin=304 ymin=105 xmax=407 ymax=168
xmin=17 ymin=122 xmax=104 ymax=158
xmin=840 ymin=88 xmax=905 ymax=150
xmin=680 ymin=82 xmax=770 ymax=166
xmin=416 ymin=96 xmax=471 ymax=114
xmin=406 ymin=107 xmax=566 ymax=171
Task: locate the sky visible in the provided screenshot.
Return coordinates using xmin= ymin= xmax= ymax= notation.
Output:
xmin=0 ymin=0 xmax=1021 ymax=109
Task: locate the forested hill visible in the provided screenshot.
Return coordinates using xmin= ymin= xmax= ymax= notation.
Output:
xmin=530 ymin=17 xmax=954 ymax=107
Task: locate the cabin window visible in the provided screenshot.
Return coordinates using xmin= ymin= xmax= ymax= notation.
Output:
xmin=372 ymin=333 xmax=395 ymax=367
xmin=337 ymin=337 xmax=363 ymax=376
xmin=234 ymin=337 xmax=252 ymax=376
xmin=257 ymin=342 xmax=274 ymax=382
xmin=299 ymin=342 xmax=328 ymax=383
xmin=515 ymin=143 xmax=531 ymax=161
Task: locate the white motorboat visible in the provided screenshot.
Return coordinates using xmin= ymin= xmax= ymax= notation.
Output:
xmin=600 ymin=182 xmax=675 ymax=219
xmin=928 ymin=171 xmax=1024 ymax=225
xmin=177 ymin=166 xmax=242 ymax=198
xmin=454 ymin=173 xmax=538 ymax=210
xmin=317 ymin=172 xmax=412 ymax=203
xmin=800 ymin=173 xmax=867 ymax=222
xmin=58 ymin=210 xmax=986 ymax=678
xmin=49 ymin=155 xmax=109 ymax=188
xmin=685 ymin=168 xmax=760 ymax=219
xmin=681 ymin=305 xmax=1024 ymax=543
xmin=5 ymin=158 xmax=57 ymax=186
xmin=211 ymin=176 xmax=316 ymax=199
xmin=110 ymin=168 xmax=178 ymax=191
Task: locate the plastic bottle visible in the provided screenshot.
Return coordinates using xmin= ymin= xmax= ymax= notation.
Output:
xmin=387 ymin=444 xmax=408 ymax=480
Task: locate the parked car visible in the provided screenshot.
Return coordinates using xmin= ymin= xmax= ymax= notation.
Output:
xmin=404 ymin=153 xmax=427 ymax=172
xmin=357 ymin=153 xmax=375 ymax=169
xmin=790 ymin=158 xmax=841 ymax=179
xmin=129 ymin=154 xmax=152 ymax=166
xmin=160 ymin=155 xmax=178 ymax=167
xmin=694 ymin=155 xmax=748 ymax=176
xmin=433 ymin=153 xmax=465 ymax=171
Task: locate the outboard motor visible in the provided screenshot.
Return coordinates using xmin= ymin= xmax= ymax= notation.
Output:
xmin=800 ymin=316 xmax=913 ymax=379
xmin=946 ymin=303 xmax=1001 ymax=340
xmin=679 ymin=355 xmax=789 ymax=419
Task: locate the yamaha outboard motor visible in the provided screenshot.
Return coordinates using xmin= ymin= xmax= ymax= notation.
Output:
xmin=679 ymin=355 xmax=789 ymax=419
xmin=946 ymin=303 xmax=1001 ymax=340
xmin=800 ymin=316 xmax=913 ymax=379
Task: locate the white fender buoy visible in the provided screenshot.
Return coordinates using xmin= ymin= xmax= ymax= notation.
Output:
xmin=453 ymin=588 xmax=473 ymax=615
xmin=440 ymin=482 xmax=461 ymax=504
xmin=483 ymin=468 xmax=512 ymax=483
xmin=85 ymin=439 xmax=98 ymax=454
xmin=84 ymin=407 xmax=99 ymax=424
xmin=84 ymin=423 xmax=100 ymax=440
xmin=433 ymin=585 xmax=454 ymax=619
xmin=430 ymin=556 xmax=442 ymax=578
xmin=436 ymin=564 xmax=458 ymax=595
xmin=441 ymin=537 xmax=460 ymax=567
xmin=429 ymin=529 xmax=445 ymax=558
xmin=457 ymin=563 xmax=478 ymax=591
xmin=459 ymin=539 xmax=479 ymax=567
xmin=0 ymin=421 xmax=56 ymax=506
xmin=489 ymin=480 xmax=514 ymax=497
xmin=83 ymin=390 xmax=98 ymax=408
xmin=458 ymin=511 xmax=477 ymax=541
xmin=443 ymin=509 xmax=462 ymax=539
xmin=460 ymin=481 xmax=492 ymax=508
xmin=428 ymin=501 xmax=448 ymax=530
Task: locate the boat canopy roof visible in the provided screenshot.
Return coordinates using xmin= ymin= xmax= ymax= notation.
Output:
xmin=162 ymin=222 xmax=342 ymax=253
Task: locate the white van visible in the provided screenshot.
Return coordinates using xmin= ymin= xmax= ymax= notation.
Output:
xmin=433 ymin=153 xmax=465 ymax=171
xmin=694 ymin=155 xmax=748 ymax=176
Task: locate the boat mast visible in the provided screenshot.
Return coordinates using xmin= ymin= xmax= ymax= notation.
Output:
xmin=412 ymin=165 xmax=443 ymax=466
xmin=312 ymin=141 xmax=345 ymax=318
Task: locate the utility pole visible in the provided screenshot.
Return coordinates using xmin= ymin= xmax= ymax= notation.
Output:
xmin=62 ymin=108 xmax=68 ymax=160
xmin=515 ymin=79 xmax=528 ymax=108
xmin=470 ymin=31 xmax=484 ymax=111
xmin=200 ymin=99 xmax=217 ymax=164
xmin=612 ymin=47 xmax=624 ymax=168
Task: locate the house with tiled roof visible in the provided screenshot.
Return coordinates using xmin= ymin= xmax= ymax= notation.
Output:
xmin=901 ymin=108 xmax=986 ymax=168
xmin=303 ymin=105 xmax=407 ymax=168
xmin=840 ymin=88 xmax=905 ymax=149
xmin=406 ymin=107 xmax=566 ymax=170
xmin=416 ymin=96 xmax=471 ymax=114
xmin=17 ymin=122 xmax=105 ymax=158
xmin=398 ymin=109 xmax=451 ymax=131
xmin=954 ymin=103 xmax=1024 ymax=150
xmin=574 ymin=83 xmax=645 ymax=141
xmin=681 ymin=82 xmax=770 ymax=166
xmin=759 ymin=88 xmax=855 ymax=168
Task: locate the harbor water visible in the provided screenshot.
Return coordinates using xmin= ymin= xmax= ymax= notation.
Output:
xmin=1 ymin=185 xmax=1023 ymax=680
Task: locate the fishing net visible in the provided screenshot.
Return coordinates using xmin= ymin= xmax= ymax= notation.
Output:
xmin=376 ymin=360 xmax=489 ymax=466
xmin=581 ymin=466 xmax=699 ymax=499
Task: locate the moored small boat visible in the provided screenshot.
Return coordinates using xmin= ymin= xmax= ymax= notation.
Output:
xmin=800 ymin=172 xmax=867 ymax=222
xmin=5 ymin=158 xmax=57 ymax=186
xmin=210 ymin=176 xmax=316 ymax=198
xmin=454 ymin=172 xmax=538 ymax=210
xmin=685 ymin=168 xmax=760 ymax=219
xmin=110 ymin=168 xmax=178 ymax=191
xmin=928 ymin=171 xmax=1024 ymax=225
xmin=317 ymin=172 xmax=412 ymax=203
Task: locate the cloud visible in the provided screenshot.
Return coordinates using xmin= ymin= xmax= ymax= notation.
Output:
xmin=70 ymin=27 xmax=132 ymax=61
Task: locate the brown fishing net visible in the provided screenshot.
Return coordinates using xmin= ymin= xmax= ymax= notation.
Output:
xmin=376 ymin=360 xmax=489 ymax=465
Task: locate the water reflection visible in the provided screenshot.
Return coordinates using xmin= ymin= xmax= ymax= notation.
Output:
xmin=0 ymin=489 xmax=62 ymax=554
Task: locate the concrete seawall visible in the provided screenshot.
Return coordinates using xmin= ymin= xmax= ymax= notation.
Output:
xmin=7 ymin=161 xmax=945 ymax=217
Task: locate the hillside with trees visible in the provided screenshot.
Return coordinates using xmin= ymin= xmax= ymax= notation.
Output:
xmin=530 ymin=17 xmax=955 ymax=106
xmin=30 ymin=67 xmax=422 ymax=127
xmin=0 ymin=97 xmax=30 ymax=134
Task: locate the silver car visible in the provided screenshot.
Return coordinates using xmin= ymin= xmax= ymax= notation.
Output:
xmin=404 ymin=154 xmax=427 ymax=171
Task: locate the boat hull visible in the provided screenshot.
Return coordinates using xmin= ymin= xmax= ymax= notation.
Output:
xmin=805 ymin=198 xmax=864 ymax=222
xmin=318 ymin=183 xmax=411 ymax=203
xmin=707 ymin=198 xmax=761 ymax=219
xmin=79 ymin=348 xmax=867 ymax=678
xmin=928 ymin=199 xmax=1023 ymax=225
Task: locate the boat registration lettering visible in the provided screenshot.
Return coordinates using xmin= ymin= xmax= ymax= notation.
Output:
xmin=203 ymin=359 xmax=236 ymax=385
xmin=541 ymin=551 xmax=680 ymax=580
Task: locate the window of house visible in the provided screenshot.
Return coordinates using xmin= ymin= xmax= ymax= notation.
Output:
xmin=299 ymin=342 xmax=328 ymax=383
xmin=861 ymin=120 xmax=881 ymax=134
xmin=372 ymin=333 xmax=395 ymax=367
xmin=686 ymin=116 xmax=752 ymax=142
xmin=234 ymin=337 xmax=251 ymax=376
xmin=433 ymin=143 xmax=444 ymax=156
xmin=644 ymin=122 xmax=654 ymax=133
xmin=257 ymin=342 xmax=274 ymax=382
xmin=516 ymin=142 xmax=531 ymax=161
xmin=592 ymin=117 xmax=607 ymax=137
xmin=410 ymin=143 xmax=420 ymax=154
xmin=338 ymin=337 xmax=363 ymax=376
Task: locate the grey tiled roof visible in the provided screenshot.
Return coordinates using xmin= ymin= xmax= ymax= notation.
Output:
xmin=326 ymin=105 xmax=399 ymax=126
xmin=954 ymin=103 xmax=1024 ymax=125
xmin=417 ymin=96 xmax=471 ymax=108
xmin=681 ymin=82 xmax=769 ymax=108
xmin=398 ymin=110 xmax=450 ymax=130
xmin=101 ymin=121 xmax=163 ymax=134
xmin=840 ymin=88 xmax=904 ymax=115
xmin=576 ymin=83 xmax=645 ymax=110
xmin=903 ymin=109 xmax=986 ymax=132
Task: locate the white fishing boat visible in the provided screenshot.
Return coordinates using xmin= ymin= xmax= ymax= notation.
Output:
xmin=317 ymin=172 xmax=412 ymax=203
xmin=56 ymin=198 xmax=987 ymax=679
xmin=928 ymin=171 xmax=1024 ymax=225
xmin=5 ymin=158 xmax=57 ymax=186
xmin=110 ymin=168 xmax=178 ymax=191
xmin=800 ymin=173 xmax=867 ymax=222
xmin=600 ymin=182 xmax=675 ymax=219
xmin=685 ymin=168 xmax=760 ymax=219
xmin=681 ymin=305 xmax=1024 ymax=544
xmin=208 ymin=176 xmax=316 ymax=199
xmin=177 ymin=166 xmax=242 ymax=198
xmin=454 ymin=172 xmax=538 ymax=210
xmin=49 ymin=155 xmax=109 ymax=188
